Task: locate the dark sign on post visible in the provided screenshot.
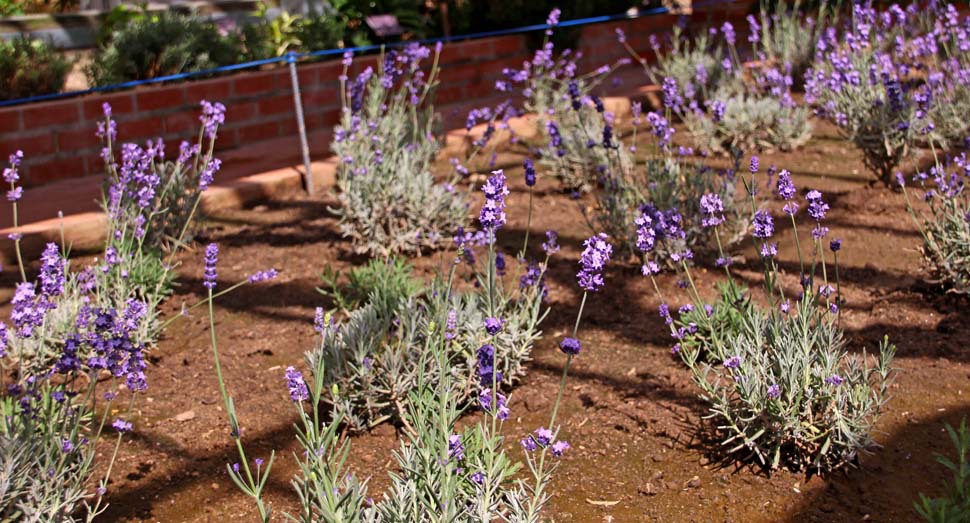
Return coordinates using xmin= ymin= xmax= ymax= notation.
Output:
xmin=365 ymin=14 xmax=404 ymax=37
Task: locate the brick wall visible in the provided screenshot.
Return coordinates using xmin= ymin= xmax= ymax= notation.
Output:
xmin=0 ymin=4 xmax=750 ymax=188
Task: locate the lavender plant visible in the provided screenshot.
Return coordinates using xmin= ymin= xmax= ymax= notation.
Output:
xmin=899 ymin=152 xmax=970 ymax=294
xmin=314 ymin=170 xmax=549 ymax=431
xmin=747 ymin=0 xmax=838 ymax=88
xmin=805 ymin=3 xmax=937 ymax=185
xmin=571 ymin=104 xmax=746 ymax=259
xmin=100 ymin=100 xmax=223 ymax=255
xmin=641 ymin=163 xmax=895 ymax=472
xmin=622 ymin=22 xmax=811 ymax=155
xmin=637 ymin=24 xmax=726 ymax=106
xmin=331 ymin=45 xmax=468 ymax=257
xmin=495 ymin=10 xmax=627 ymax=193
xmin=904 ymin=3 xmax=970 ymax=148
xmin=208 ymin=166 xmax=573 ymax=521
xmin=0 ymin=100 xmax=234 ymax=520
xmin=316 ymin=257 xmax=422 ymax=312
xmin=683 ymin=87 xmax=812 ymax=154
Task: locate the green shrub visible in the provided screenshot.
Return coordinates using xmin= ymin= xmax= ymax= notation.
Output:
xmin=0 ymin=37 xmax=70 ymax=101
xmin=86 ymin=11 xmax=240 ymax=85
xmin=317 ymin=257 xmax=423 ymax=312
xmin=916 ymin=418 xmax=970 ymax=522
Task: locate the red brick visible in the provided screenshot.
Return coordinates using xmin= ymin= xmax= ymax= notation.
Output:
xmin=236 ymin=121 xmax=280 ymax=143
xmin=278 ymin=117 xmax=298 ymax=136
xmin=212 ymin=128 xmax=238 ymax=151
xmin=233 ymin=72 xmax=280 ymax=96
xmin=491 ymin=36 xmax=526 ymax=57
xmin=296 ymin=65 xmax=317 ymax=85
xmin=443 ymin=63 xmax=480 ymax=83
xmin=116 ymin=116 xmax=163 ymax=142
xmin=225 ymin=101 xmax=258 ymax=122
xmin=22 ymin=100 xmax=79 ymax=128
xmin=462 ymin=82 xmax=494 ymax=100
xmin=136 ymin=86 xmax=186 ymax=112
xmin=0 ymin=108 xmax=21 ymax=133
xmin=303 ymin=112 xmax=327 ymax=130
xmin=81 ymin=92 xmax=135 ymax=120
xmin=436 ymin=85 xmax=464 ymax=105
xmin=82 ymin=152 xmax=107 ymax=177
xmin=258 ymin=94 xmax=294 ymax=116
xmin=437 ymin=44 xmax=463 ymax=65
xmin=56 ymin=127 xmax=101 ymax=153
xmin=477 ymin=59 xmax=511 ymax=79
xmin=24 ymin=156 xmax=83 ymax=186
xmin=302 ymin=87 xmax=339 ymax=109
xmin=311 ymin=60 xmax=343 ymax=84
xmin=2 ymin=132 xmax=54 ymax=158
xmin=318 ymin=108 xmax=341 ymax=127
xmin=163 ymin=110 xmax=199 ymax=136
xmin=457 ymin=39 xmax=493 ymax=60
xmin=184 ymin=79 xmax=232 ymax=105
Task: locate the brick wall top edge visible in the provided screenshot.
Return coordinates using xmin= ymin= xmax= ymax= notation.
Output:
xmin=4 ymin=12 xmax=745 ymax=188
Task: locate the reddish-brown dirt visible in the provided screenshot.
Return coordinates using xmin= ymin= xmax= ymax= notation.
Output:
xmin=2 ymin=119 xmax=968 ymax=522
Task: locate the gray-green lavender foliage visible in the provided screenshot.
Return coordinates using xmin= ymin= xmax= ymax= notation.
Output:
xmin=0 ymin=102 xmax=226 ymax=522
xmin=575 ymin=106 xmax=746 ymax=259
xmin=0 ymin=393 xmax=94 ymax=522
xmin=494 ymin=26 xmax=623 ymax=193
xmin=805 ymin=3 xmax=938 ymax=186
xmin=901 ymin=153 xmax=970 ymax=294
xmin=622 ymin=20 xmax=812 ymax=155
xmin=212 ymin=158 xmax=565 ymax=521
xmin=330 ymin=45 xmax=468 ymax=257
xmin=643 ymin=165 xmax=895 ymax=473
xmin=276 ymin=294 xmax=559 ymax=523
xmin=317 ymin=257 xmax=423 ymax=312
xmin=684 ymin=86 xmax=812 ymax=154
xmin=748 ymin=0 xmax=838 ymax=87
xmin=915 ymin=418 xmax=970 ymax=522
xmin=312 ymin=253 xmax=547 ymax=431
xmin=639 ymin=25 xmax=726 ymax=106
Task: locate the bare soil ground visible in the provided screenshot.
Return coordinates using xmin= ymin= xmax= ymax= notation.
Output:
xmin=3 ymin=119 xmax=967 ymax=522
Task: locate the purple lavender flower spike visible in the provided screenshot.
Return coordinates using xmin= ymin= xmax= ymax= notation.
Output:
xmin=284 ymin=366 xmax=309 ymax=402
xmin=479 ymin=170 xmax=509 ymax=235
xmin=559 ymin=337 xmax=581 ymax=356
xmin=577 ymin=233 xmax=612 ymax=292
xmin=203 ymin=243 xmax=219 ymax=290
xmin=551 ymin=440 xmax=570 ymax=457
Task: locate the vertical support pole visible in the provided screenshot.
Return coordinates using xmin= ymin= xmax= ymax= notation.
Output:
xmin=287 ymin=51 xmax=314 ymax=196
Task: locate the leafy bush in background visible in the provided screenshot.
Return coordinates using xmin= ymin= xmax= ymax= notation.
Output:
xmin=0 ymin=36 xmax=70 ymax=101
xmin=87 ymin=10 xmax=240 ymax=85
xmin=448 ymin=0 xmax=634 ymax=48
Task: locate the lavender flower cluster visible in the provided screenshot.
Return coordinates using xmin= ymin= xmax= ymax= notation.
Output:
xmin=331 ymin=44 xmax=468 ymax=257
xmin=805 ymin=2 xmax=970 ymax=185
xmin=638 ymin=160 xmax=895 ymax=473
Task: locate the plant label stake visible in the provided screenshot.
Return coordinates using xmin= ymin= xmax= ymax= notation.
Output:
xmin=287 ymin=51 xmax=314 ymax=196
